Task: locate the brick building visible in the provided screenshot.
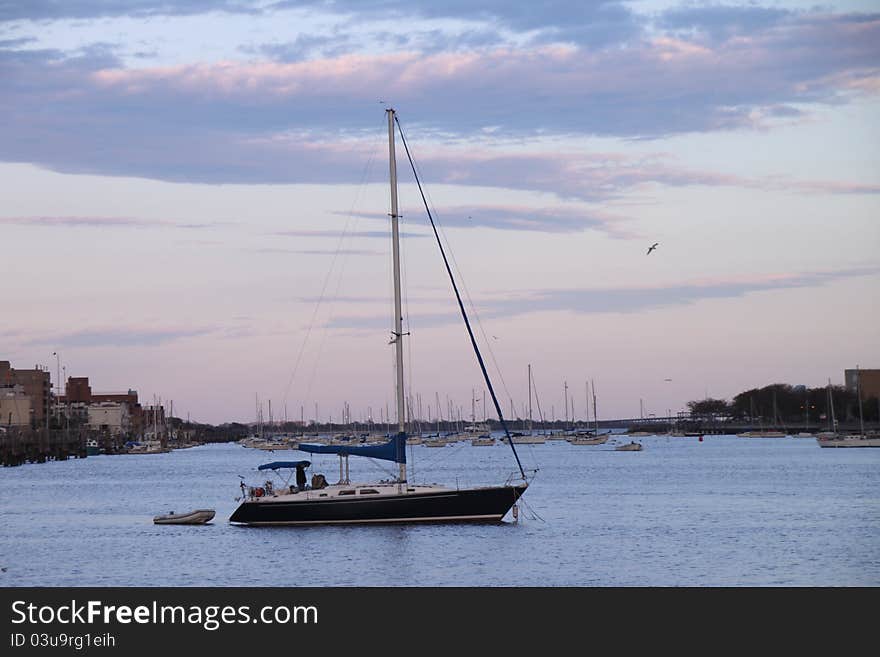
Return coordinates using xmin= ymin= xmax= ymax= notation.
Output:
xmin=0 ymin=361 xmax=51 ymax=427
xmin=845 ymin=369 xmax=880 ymax=400
xmin=0 ymin=385 xmax=32 ymax=426
xmin=59 ymin=377 xmax=145 ymax=437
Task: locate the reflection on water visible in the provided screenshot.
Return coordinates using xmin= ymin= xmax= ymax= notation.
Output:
xmin=1 ymin=437 xmax=878 ymax=586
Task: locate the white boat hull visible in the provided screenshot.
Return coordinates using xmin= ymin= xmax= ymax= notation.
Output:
xmin=817 ymin=436 xmax=880 ymax=448
xmin=615 ymin=441 xmax=643 ymax=451
xmin=567 ymin=436 xmax=608 ymax=445
xmin=153 ymin=509 xmax=216 ymax=525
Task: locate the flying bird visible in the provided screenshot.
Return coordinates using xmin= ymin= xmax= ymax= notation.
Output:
xmin=646 ymin=242 xmax=659 ymax=255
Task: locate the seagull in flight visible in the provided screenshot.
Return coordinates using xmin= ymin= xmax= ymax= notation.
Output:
xmin=647 ymin=242 xmax=659 ymax=255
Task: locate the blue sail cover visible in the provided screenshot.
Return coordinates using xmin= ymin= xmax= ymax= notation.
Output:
xmin=297 ymin=432 xmax=407 ymax=464
xmin=258 ymin=460 xmax=311 ymax=471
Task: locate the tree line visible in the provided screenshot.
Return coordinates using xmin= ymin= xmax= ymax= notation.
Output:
xmin=687 ymin=383 xmax=879 ymax=424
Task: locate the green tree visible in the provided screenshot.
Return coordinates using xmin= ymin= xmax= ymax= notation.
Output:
xmin=687 ymin=398 xmax=731 ymax=418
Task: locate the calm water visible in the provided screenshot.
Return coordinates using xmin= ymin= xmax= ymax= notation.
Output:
xmin=1 ymin=435 xmax=878 ymax=586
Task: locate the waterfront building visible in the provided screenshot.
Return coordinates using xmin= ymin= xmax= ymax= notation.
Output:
xmin=65 ymin=377 xmax=92 ymax=403
xmin=0 ymin=361 xmax=51 ymax=427
xmin=142 ymin=404 xmax=167 ymax=441
xmin=59 ymin=376 xmax=145 ymax=436
xmin=845 ymin=369 xmax=880 ymax=400
xmin=88 ymin=402 xmax=131 ymax=436
xmin=0 ymin=385 xmax=32 ymax=426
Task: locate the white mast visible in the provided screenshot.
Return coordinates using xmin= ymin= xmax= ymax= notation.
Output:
xmin=528 ymin=364 xmax=532 ymax=432
xmin=564 ymin=380 xmax=569 ymax=426
xmin=592 ymin=379 xmax=598 ymax=434
xmin=585 ymin=381 xmax=590 ymax=426
xmin=387 ymin=108 xmax=407 ymax=484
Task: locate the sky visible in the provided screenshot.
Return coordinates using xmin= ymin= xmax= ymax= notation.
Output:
xmin=1 ymin=0 xmax=878 ymax=426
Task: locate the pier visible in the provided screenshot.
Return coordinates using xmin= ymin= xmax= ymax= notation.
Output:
xmin=0 ymin=428 xmax=87 ymax=467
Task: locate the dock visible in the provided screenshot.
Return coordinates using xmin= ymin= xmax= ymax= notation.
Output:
xmin=1 ymin=428 xmax=87 ymax=467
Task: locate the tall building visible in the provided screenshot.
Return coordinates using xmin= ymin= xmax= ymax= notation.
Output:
xmin=845 ymin=369 xmax=880 ymax=400
xmin=65 ymin=377 xmax=92 ymax=403
xmin=0 ymin=385 xmax=32 ymax=426
xmin=0 ymin=361 xmax=51 ymax=427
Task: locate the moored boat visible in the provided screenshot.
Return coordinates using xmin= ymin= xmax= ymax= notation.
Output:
xmin=816 ymin=434 xmax=880 ymax=448
xmin=567 ymin=433 xmax=608 ymax=445
xmin=229 ymin=109 xmax=531 ymax=526
xmin=615 ymin=441 xmax=643 ymax=451
xmin=153 ymin=509 xmax=215 ymax=525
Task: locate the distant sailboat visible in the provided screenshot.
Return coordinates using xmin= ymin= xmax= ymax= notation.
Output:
xmin=568 ymin=380 xmax=607 ymax=445
xmin=502 ymin=366 xmax=544 ymax=444
xmin=818 ymin=369 xmax=879 ymax=448
xmin=738 ymin=394 xmax=786 ymax=437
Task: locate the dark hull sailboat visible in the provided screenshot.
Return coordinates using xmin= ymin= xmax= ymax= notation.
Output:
xmin=229 ymin=482 xmax=527 ymax=525
xmin=230 ymin=109 xmax=530 ymax=526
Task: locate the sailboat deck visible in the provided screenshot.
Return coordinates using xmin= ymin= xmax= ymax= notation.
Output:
xmin=250 ymin=482 xmax=454 ymax=504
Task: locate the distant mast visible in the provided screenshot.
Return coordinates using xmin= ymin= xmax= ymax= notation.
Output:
xmin=387 ymin=108 xmax=407 ymax=484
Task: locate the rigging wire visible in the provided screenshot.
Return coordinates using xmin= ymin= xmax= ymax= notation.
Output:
xmin=531 ymin=368 xmax=547 ymax=424
xmin=397 ymin=126 xmax=516 ymax=410
xmin=281 ymin=144 xmax=378 ymax=412
xmin=394 ymin=115 xmax=526 ymax=481
xmin=517 ymin=492 xmax=546 ymax=523
xmin=300 ymin=205 xmax=367 ymax=414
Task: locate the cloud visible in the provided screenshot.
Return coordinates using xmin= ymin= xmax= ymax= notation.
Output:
xmin=348 ymin=204 xmax=637 ymax=237
xmin=253 ymin=247 xmax=384 ymax=255
xmin=28 ymin=327 xmax=215 ymax=348
xmin=272 ymin=229 xmax=427 ymax=239
xmin=270 ymin=1 xmax=644 ymax=48
xmin=658 ymin=4 xmax=793 ymax=42
xmin=323 ymin=266 xmax=880 ymax=328
xmin=0 ymin=1 xmax=259 ymax=22
xmin=0 ymin=216 xmax=215 ymax=229
xmin=246 ymin=33 xmax=358 ymax=62
xmin=484 ymin=267 xmax=880 ymax=317
xmin=0 ymin=37 xmax=37 ymax=48
xmin=0 ymin=10 xmax=877 ymax=196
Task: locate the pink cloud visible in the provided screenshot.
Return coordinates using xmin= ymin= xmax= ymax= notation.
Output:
xmin=1 ymin=13 xmax=878 ymax=194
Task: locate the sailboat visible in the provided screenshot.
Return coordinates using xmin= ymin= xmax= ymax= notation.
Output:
xmin=737 ymin=394 xmax=786 ymax=437
xmin=568 ymin=380 xmax=608 ymax=445
xmin=230 ymin=109 xmax=530 ymax=525
xmin=817 ymin=370 xmax=880 ymax=448
xmin=503 ymin=365 xmax=544 ymax=444
xmin=816 ymin=379 xmax=839 ymax=440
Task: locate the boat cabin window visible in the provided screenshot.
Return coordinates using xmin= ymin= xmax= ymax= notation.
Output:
xmin=359 ymin=489 xmax=379 ymax=495
xmin=338 ymin=490 xmax=355 ymax=496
